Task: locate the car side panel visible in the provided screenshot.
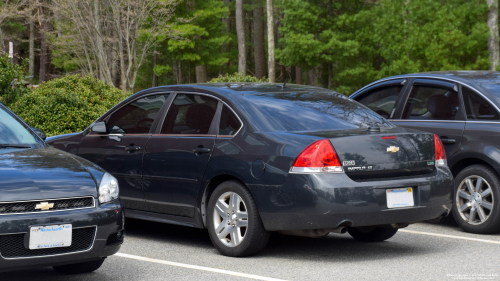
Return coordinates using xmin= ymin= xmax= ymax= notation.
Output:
xmin=460 ymin=121 xmax=500 ymax=175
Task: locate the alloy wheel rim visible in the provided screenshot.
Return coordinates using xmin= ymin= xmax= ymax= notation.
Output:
xmin=456 ymin=175 xmax=494 ymax=225
xmin=213 ymin=192 xmax=249 ymax=247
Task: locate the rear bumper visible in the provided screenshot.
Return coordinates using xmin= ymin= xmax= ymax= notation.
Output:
xmin=0 ymin=199 xmax=124 ymax=272
xmin=248 ymin=166 xmax=453 ymax=231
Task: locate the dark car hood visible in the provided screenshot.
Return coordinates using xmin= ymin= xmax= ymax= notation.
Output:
xmin=0 ymin=147 xmax=98 ymax=202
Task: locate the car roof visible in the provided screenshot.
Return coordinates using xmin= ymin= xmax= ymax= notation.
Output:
xmin=352 ymin=71 xmax=500 ymax=109
xmin=389 ymin=71 xmax=500 ymax=85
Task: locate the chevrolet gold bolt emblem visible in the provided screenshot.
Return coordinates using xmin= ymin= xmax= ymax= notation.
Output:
xmin=35 ymin=202 xmax=54 ymax=211
xmin=387 ymin=146 xmax=400 ymax=153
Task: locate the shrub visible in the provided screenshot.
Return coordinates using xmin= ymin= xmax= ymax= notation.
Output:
xmin=208 ymin=72 xmax=269 ymax=83
xmin=10 ymin=75 xmax=130 ymax=136
xmin=0 ymin=54 xmax=29 ymax=105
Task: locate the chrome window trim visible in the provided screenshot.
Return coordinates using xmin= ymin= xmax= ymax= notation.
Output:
xmin=158 ymin=91 xmax=244 ymax=138
xmin=0 ymin=196 xmax=96 ymax=216
xmin=391 ymin=119 xmax=466 ymax=123
xmin=0 ymin=226 xmax=97 ymax=260
xmin=351 ymin=76 xmax=500 ymax=115
xmin=465 ymin=120 xmax=500 ymax=124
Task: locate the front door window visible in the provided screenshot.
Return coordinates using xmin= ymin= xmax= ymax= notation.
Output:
xmin=107 ymin=94 xmax=171 ymax=134
xmin=356 ymin=85 xmax=404 ymax=119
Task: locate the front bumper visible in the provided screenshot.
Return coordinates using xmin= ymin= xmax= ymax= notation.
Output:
xmin=0 ymin=199 xmax=124 ymax=272
xmin=249 ymin=166 xmax=453 ymax=231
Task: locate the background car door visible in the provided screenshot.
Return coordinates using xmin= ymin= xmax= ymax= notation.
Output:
xmin=78 ymin=93 xmax=171 ymax=211
xmin=142 ymin=93 xmax=219 ymax=217
xmin=353 ymin=78 xmax=409 ymax=120
xmin=391 ymin=79 xmax=465 ymax=157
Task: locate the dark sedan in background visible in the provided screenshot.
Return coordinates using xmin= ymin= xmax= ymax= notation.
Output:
xmin=351 ymin=71 xmax=500 ymax=234
xmin=0 ymin=103 xmax=124 ymax=273
xmin=48 ymin=83 xmax=453 ymax=257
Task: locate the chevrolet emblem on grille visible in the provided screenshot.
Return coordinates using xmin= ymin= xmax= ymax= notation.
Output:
xmin=387 ymin=146 xmax=400 ymax=153
xmin=35 ymin=202 xmax=54 ymax=211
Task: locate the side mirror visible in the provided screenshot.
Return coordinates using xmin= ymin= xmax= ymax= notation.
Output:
xmin=91 ymin=121 xmax=107 ymax=133
xmin=31 ymin=127 xmax=46 ymax=141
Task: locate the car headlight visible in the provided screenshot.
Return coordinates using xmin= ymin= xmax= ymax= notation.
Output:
xmin=98 ymin=173 xmax=119 ymax=204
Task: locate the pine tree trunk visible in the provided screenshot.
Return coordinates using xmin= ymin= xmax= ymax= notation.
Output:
xmin=488 ymin=0 xmax=499 ymax=71
xmin=196 ymin=64 xmax=208 ymax=83
xmin=39 ymin=21 xmax=48 ymax=82
xmin=236 ymin=0 xmax=246 ymax=75
xmin=266 ymin=0 xmax=275 ymax=82
xmin=295 ymin=66 xmax=302 ymax=84
xmin=253 ymin=0 xmax=266 ymax=79
xmin=308 ymin=69 xmax=316 ymax=86
xmin=29 ymin=19 xmax=34 ymax=76
xmin=152 ymin=49 xmax=157 ymax=87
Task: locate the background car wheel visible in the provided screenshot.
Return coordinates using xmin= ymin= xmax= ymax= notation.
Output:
xmin=207 ymin=180 xmax=270 ymax=257
xmin=348 ymin=227 xmax=398 ymax=242
xmin=452 ymin=165 xmax=500 ymax=234
xmin=53 ymin=258 xmax=105 ymax=274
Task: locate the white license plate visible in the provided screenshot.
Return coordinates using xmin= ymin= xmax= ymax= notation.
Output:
xmin=29 ymin=224 xmax=72 ymax=250
xmin=386 ymin=187 xmax=414 ymax=209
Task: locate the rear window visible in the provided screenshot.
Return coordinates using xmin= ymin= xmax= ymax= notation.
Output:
xmin=245 ymin=91 xmax=393 ymax=132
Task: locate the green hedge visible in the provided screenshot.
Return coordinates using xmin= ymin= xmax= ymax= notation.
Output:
xmin=208 ymin=72 xmax=269 ymax=83
xmin=10 ymin=75 xmax=129 ymax=136
xmin=0 ymin=54 xmax=29 ymax=105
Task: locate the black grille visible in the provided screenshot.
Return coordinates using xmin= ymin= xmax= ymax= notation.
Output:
xmin=0 ymin=227 xmax=96 ymax=258
xmin=0 ymin=197 xmax=94 ymax=214
xmin=106 ymin=232 xmax=124 ymax=246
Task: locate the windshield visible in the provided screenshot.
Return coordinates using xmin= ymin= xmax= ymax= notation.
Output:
xmin=245 ymin=91 xmax=394 ymax=132
xmin=0 ymin=105 xmax=44 ymax=147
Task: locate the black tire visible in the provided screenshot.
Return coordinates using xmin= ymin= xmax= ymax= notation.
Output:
xmin=348 ymin=227 xmax=398 ymax=242
xmin=53 ymin=258 xmax=105 ymax=274
xmin=207 ymin=180 xmax=270 ymax=257
xmin=451 ymin=165 xmax=500 ymax=234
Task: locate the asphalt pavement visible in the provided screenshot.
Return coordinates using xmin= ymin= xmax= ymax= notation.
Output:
xmin=4 ymin=218 xmax=500 ymax=281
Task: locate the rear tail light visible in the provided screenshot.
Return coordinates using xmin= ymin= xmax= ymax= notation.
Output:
xmin=434 ymin=134 xmax=447 ymax=167
xmin=291 ymin=139 xmax=343 ymax=173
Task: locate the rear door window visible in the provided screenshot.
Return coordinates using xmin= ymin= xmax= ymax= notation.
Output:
xmin=106 ymin=94 xmax=171 ymax=134
xmin=401 ymin=86 xmax=460 ymax=120
xmin=462 ymin=87 xmax=500 ymax=120
xmin=161 ymin=94 xmax=218 ymax=134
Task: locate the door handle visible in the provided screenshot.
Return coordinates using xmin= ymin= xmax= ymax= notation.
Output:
xmin=125 ymin=145 xmax=142 ymax=151
xmin=193 ymin=147 xmax=211 ymax=154
xmin=440 ymin=138 xmax=456 ymax=144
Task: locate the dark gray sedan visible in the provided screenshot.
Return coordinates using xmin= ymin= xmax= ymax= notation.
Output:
xmin=351 ymin=71 xmax=500 ymax=234
xmin=0 ymin=103 xmax=124 ymax=273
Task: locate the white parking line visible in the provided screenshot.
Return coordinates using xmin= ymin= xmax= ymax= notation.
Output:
xmin=400 ymin=229 xmax=500 ymax=245
xmin=115 ymin=253 xmax=288 ymax=281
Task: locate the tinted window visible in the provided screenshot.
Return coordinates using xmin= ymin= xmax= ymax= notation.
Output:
xmin=106 ymin=94 xmax=170 ymax=134
xmin=219 ymin=105 xmax=242 ymax=136
xmin=0 ymin=106 xmax=42 ymax=146
xmin=462 ymin=87 xmax=499 ymax=120
xmin=402 ymin=86 xmax=460 ymax=120
xmin=356 ymin=86 xmax=403 ymax=119
xmin=244 ymin=91 xmax=393 ymax=132
xmin=161 ymin=94 xmax=218 ymax=134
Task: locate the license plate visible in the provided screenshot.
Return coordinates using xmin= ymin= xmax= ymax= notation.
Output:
xmin=29 ymin=224 xmax=72 ymax=250
xmin=386 ymin=187 xmax=414 ymax=209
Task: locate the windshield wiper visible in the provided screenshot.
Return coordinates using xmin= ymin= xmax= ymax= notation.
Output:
xmin=0 ymin=144 xmax=32 ymax=149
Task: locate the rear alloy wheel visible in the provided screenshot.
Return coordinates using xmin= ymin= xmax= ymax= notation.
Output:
xmin=452 ymin=165 xmax=500 ymax=234
xmin=53 ymin=258 xmax=105 ymax=274
xmin=348 ymin=227 xmax=398 ymax=242
xmin=207 ymin=180 xmax=270 ymax=257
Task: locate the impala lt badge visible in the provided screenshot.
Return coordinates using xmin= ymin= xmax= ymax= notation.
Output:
xmin=35 ymin=202 xmax=54 ymax=211
xmin=387 ymin=146 xmax=400 ymax=153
